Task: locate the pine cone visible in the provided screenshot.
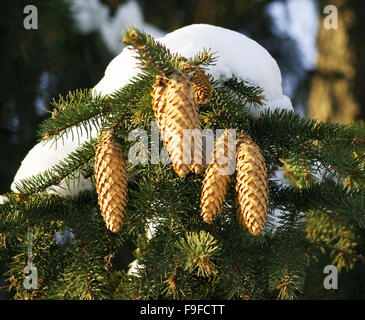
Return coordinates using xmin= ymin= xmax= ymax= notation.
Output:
xmin=200 ymin=130 xmax=235 ymax=223
xmin=151 ymin=76 xmax=168 ymax=140
xmin=235 ymin=135 xmax=269 ymax=236
xmin=182 ymin=62 xmax=212 ymax=105
xmin=162 ymin=70 xmax=204 ymax=177
xmin=95 ymin=131 xmax=128 ymax=233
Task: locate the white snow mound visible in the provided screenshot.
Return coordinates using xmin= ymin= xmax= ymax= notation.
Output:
xmin=11 ymin=128 xmax=96 ymax=197
xmin=94 ymin=23 xmax=293 ymax=117
xmin=0 ymin=195 xmax=8 ymax=204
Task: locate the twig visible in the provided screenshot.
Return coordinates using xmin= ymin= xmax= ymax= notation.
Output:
xmin=310 ymin=240 xmax=365 ymax=265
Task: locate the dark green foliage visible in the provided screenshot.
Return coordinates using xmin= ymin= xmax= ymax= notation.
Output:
xmin=0 ymin=0 xmax=113 ymax=195
xmin=1 ymin=27 xmax=365 ymax=300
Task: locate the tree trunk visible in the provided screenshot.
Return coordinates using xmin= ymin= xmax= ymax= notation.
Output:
xmin=308 ymin=0 xmax=364 ymax=123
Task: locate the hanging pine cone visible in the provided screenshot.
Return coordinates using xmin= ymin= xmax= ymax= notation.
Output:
xmin=95 ymin=131 xmax=128 ymax=233
xmin=182 ymin=62 xmax=212 ymax=104
xmin=157 ymin=70 xmax=204 ymax=177
xmin=200 ymin=130 xmax=236 ymax=224
xmin=151 ymin=76 xmax=168 ymax=140
xmin=235 ymin=135 xmax=269 ymax=236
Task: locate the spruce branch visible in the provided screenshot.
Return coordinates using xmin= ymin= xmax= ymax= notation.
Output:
xmin=203 ymin=81 xmax=253 ymax=130
xmin=122 ymin=26 xmax=215 ymax=77
xmin=309 ymin=240 xmax=365 ymax=265
xmin=176 ymin=231 xmax=220 ymax=278
xmin=270 ymin=180 xmax=365 ymax=229
xmin=13 ymin=139 xmax=96 ymax=199
xmin=39 ymin=72 xmax=155 ymax=144
xmin=267 ymin=225 xmax=307 ymax=300
xmin=39 ymin=89 xmax=108 ymax=142
xmin=255 ymin=109 xmax=365 ymax=143
xmin=223 ymin=77 xmax=265 ymax=108
xmin=250 ymin=110 xmax=365 ymax=185
xmin=102 ymin=72 xmax=155 ymax=130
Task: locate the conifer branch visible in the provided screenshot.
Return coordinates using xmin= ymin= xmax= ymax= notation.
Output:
xmin=176 ymin=231 xmax=220 ymax=278
xmin=270 ymin=181 xmax=365 ymax=228
xmin=39 ymin=72 xmax=155 ymax=143
xmin=39 ymin=90 xmax=108 ymax=142
xmin=122 ymin=26 xmax=215 ymax=77
xmin=255 ymin=109 xmax=365 ymax=143
xmin=13 ymin=139 xmax=96 ymax=199
xmin=223 ymin=77 xmax=265 ymax=107
xmin=309 ymin=240 xmax=365 ymax=265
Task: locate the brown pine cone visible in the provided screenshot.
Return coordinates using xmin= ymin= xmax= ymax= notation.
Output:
xmin=151 ymin=76 xmax=168 ymax=141
xmin=200 ymin=130 xmax=235 ymax=223
xmin=95 ymin=131 xmax=128 ymax=233
xmin=235 ymin=135 xmax=269 ymax=236
xmin=163 ymin=70 xmax=204 ymax=177
xmin=182 ymin=62 xmax=212 ymax=104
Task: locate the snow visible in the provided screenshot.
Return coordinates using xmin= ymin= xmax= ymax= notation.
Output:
xmin=94 ymin=24 xmax=293 ymax=118
xmin=128 ymin=259 xmax=143 ymax=276
xmin=268 ymin=0 xmax=318 ymax=71
xmin=69 ymin=0 xmax=164 ymax=54
xmin=100 ymin=1 xmax=164 ymax=54
xmin=127 ymin=218 xmax=158 ymax=276
xmin=146 ymin=218 xmax=160 ymax=240
xmin=10 ymin=128 xmax=96 ymax=197
xmin=55 ymin=228 xmax=75 ymax=245
xmin=267 ymin=0 xmax=318 ymax=118
xmin=34 ymin=72 xmax=52 ymax=116
xmin=93 ymin=45 xmax=140 ymax=97
xmin=0 ymin=195 xmax=8 ymax=204
xmin=68 ymin=0 xmax=109 ymax=35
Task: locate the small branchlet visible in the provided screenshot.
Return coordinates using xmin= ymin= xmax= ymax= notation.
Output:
xmin=122 ymin=26 xmax=215 ymax=77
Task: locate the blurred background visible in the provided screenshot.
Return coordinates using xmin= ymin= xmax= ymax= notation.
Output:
xmin=1 ymin=0 xmax=364 ymax=299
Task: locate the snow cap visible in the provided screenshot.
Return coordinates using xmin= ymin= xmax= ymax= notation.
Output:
xmin=93 ymin=23 xmax=293 ymax=117
xmin=10 ymin=129 xmax=96 ymax=197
